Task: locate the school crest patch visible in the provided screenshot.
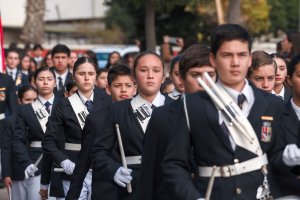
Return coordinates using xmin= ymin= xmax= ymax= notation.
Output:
xmin=261 ymin=116 xmax=273 ymax=142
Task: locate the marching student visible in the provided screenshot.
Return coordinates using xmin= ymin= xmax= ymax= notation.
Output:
xmin=5 ymin=48 xmax=29 ymax=89
xmin=271 ymin=53 xmax=292 ymax=101
xmin=275 ymin=55 xmax=300 ymax=197
xmin=136 ymin=44 xmax=216 ymax=200
xmin=51 ymin=44 xmax=73 ymax=98
xmin=95 ymin=68 xmax=108 ymax=90
xmin=13 ymin=67 xmax=58 ymax=200
xmin=42 ymin=57 xmax=111 ymax=199
xmin=167 ymin=55 xmax=184 ymax=99
xmin=162 ymin=24 xmax=284 ymax=200
xmin=247 ymin=50 xmax=277 ymax=93
xmin=91 ymin=51 xmax=173 ymax=200
xmin=2 ymin=85 xmax=37 ymax=200
xmin=66 ymin=64 xmax=135 ymax=200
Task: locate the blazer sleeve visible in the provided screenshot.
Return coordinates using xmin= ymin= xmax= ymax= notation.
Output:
xmin=42 ymin=100 xmax=68 ymax=165
xmin=7 ymin=76 xmax=17 ymax=115
xmin=1 ymin=117 xmax=14 ymax=178
xmin=13 ymin=107 xmax=33 ymax=170
xmin=91 ymin=108 xmax=121 ymax=183
xmin=66 ymin=114 xmax=95 ymax=200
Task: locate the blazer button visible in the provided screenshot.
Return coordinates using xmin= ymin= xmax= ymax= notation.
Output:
xmin=236 ymin=187 xmax=242 ymax=194
xmin=234 ymin=159 xmax=239 ymax=163
xmin=190 ymin=173 xmax=195 ymax=179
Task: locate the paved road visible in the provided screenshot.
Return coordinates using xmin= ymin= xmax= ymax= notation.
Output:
xmin=0 ymin=187 xmax=9 ymax=200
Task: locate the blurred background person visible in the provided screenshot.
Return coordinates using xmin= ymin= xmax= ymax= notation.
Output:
xmin=68 ymin=51 xmax=78 ymax=74
xmin=281 ymin=30 xmax=300 ymax=62
xmin=95 ymin=68 xmax=109 ymax=90
xmin=84 ymin=50 xmax=99 ymax=68
xmin=247 ymin=50 xmax=277 ymax=93
xmin=271 ymin=53 xmax=292 ymax=101
xmin=167 ymin=55 xmax=184 ymax=99
xmin=32 ymin=44 xmax=44 ymax=68
xmin=20 ymin=54 xmax=31 ymax=76
xmin=41 ymin=51 xmax=53 ymax=68
xmin=105 ymin=51 xmax=121 ymax=69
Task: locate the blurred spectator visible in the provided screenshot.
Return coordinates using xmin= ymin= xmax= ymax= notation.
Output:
xmin=32 ymin=44 xmax=44 ymax=68
xmin=281 ymin=30 xmax=300 ymax=61
xmin=105 ymin=51 xmax=121 ymax=69
xmin=95 ymin=68 xmax=109 ymax=89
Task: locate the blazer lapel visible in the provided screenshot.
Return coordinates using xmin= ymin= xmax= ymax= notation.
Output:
xmin=167 ymin=99 xmax=181 ymax=127
xmin=28 ymin=105 xmax=44 ymax=133
xmin=203 ymin=94 xmax=234 ymax=152
xmin=281 ymin=101 xmax=299 ymax=138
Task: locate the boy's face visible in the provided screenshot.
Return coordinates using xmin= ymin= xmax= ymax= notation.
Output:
xmin=249 ymin=64 xmax=275 ymax=93
xmin=6 ymin=52 xmax=20 ymax=69
xmin=106 ymin=75 xmax=136 ymax=102
xmin=52 ymin=53 xmax=69 ymax=74
xmin=210 ymin=40 xmax=252 ymax=91
xmin=181 ymin=65 xmax=216 ymax=94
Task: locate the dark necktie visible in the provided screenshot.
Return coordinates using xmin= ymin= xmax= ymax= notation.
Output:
xmin=237 ymin=94 xmax=246 ymax=110
xmin=58 ymin=77 xmax=63 ymax=91
xmin=44 ymin=101 xmax=51 ymax=114
xmin=9 ymin=72 xmax=14 ymax=80
xmin=85 ymin=100 xmax=93 ymax=113
xmin=151 ymin=104 xmax=156 ymax=110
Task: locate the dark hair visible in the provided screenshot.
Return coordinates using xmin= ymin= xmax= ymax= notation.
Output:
xmin=65 ymin=81 xmax=77 ymax=93
xmin=34 ymin=66 xmax=56 ymax=80
xmin=105 ymin=51 xmax=121 ymax=69
xmin=210 ymin=24 xmax=252 ymax=55
xmin=179 ymin=37 xmax=199 ymax=54
xmin=73 ymin=57 xmax=97 ymax=74
xmin=286 ymin=30 xmax=300 ymax=57
xmin=85 ymin=50 xmax=99 ymax=68
xmin=179 ymin=44 xmax=211 ymax=79
xmin=133 ymin=51 xmax=164 ymax=76
xmin=96 ymin=68 xmax=109 ymax=79
xmin=170 ymin=55 xmax=181 ymax=74
xmin=51 ymin=44 xmax=70 ymax=57
xmin=6 ymin=48 xmax=20 ymax=58
xmin=248 ymin=51 xmax=277 ymax=77
xmin=287 ymin=54 xmax=300 ymax=77
xmin=33 ymin=44 xmax=43 ymax=51
xmin=270 ymin=53 xmax=288 ymax=66
xmin=107 ymin=64 xmax=133 ymax=86
xmin=17 ymin=85 xmax=36 ymax=99
xmin=41 ymin=51 xmax=52 ymax=67
xmin=160 ymin=77 xmax=173 ymax=94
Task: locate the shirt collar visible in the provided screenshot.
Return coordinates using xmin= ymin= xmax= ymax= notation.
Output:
xmin=291 ymin=98 xmax=300 ymax=120
xmin=217 ymin=79 xmax=253 ymax=105
xmin=38 ymin=94 xmax=55 ymax=105
xmin=77 ymin=90 xmax=94 ymax=104
xmin=171 ymin=89 xmax=181 ymax=97
xmin=131 ymin=92 xmax=165 ymax=110
xmin=54 ymin=70 xmax=68 ymax=80
xmin=271 ymin=86 xmax=285 ymax=100
xmin=6 ymin=68 xmax=17 ymax=74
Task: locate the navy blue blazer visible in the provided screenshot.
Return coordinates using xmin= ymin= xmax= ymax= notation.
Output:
xmin=42 ymin=88 xmax=111 ymax=180
xmin=162 ymin=86 xmax=285 ymax=200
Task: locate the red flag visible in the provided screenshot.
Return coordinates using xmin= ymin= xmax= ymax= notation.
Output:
xmin=0 ymin=12 xmax=5 ymax=73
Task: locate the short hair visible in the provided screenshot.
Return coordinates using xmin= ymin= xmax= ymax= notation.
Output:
xmin=51 ymin=44 xmax=70 ymax=57
xmin=73 ymin=57 xmax=97 ymax=74
xmin=248 ymin=51 xmax=277 ymax=77
xmin=170 ymin=55 xmax=181 ymax=74
xmin=107 ymin=64 xmax=133 ymax=86
xmin=6 ymin=48 xmax=20 ymax=58
xmin=96 ymin=68 xmax=109 ymax=79
xmin=133 ymin=51 xmax=164 ymax=77
xmin=17 ymin=85 xmax=36 ymax=99
xmin=33 ymin=44 xmax=43 ymax=51
xmin=287 ymin=54 xmax=300 ymax=77
xmin=210 ymin=24 xmax=252 ymax=55
xmin=34 ymin=66 xmax=56 ymax=80
xmin=65 ymin=81 xmax=77 ymax=93
xmin=179 ymin=44 xmax=211 ymax=79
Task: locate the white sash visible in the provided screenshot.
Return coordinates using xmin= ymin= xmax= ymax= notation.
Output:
xmin=31 ymin=100 xmax=50 ymax=133
xmin=68 ymin=93 xmax=89 ymax=129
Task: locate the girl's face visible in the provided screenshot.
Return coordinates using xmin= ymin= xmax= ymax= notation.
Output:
xmin=74 ymin=62 xmax=96 ymax=93
xmin=46 ymin=54 xmax=53 ymax=67
xmin=281 ymin=35 xmax=292 ymax=53
xmin=96 ymin=72 xmax=108 ymax=89
xmin=134 ymin=54 xmax=164 ymax=96
xmin=274 ymin=57 xmax=287 ymax=86
xmin=170 ymin=62 xmax=184 ymax=93
xmin=109 ymin=53 xmax=120 ymax=65
xmin=21 ymin=56 xmax=31 ymax=71
xmin=35 ymin=71 xmax=56 ymax=96
xmin=19 ymin=90 xmax=37 ymax=105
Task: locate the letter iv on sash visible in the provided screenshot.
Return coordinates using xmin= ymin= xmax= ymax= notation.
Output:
xmin=32 ymin=100 xmax=50 ymax=133
xmin=68 ymin=93 xmax=90 ymax=129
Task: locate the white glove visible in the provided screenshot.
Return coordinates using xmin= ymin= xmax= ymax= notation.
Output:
xmin=61 ymin=159 xmax=75 ymax=175
xmin=25 ymin=164 xmax=38 ymax=178
xmin=113 ymin=167 xmax=132 ymax=187
xmin=283 ymin=144 xmax=300 ymax=166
